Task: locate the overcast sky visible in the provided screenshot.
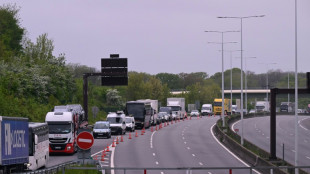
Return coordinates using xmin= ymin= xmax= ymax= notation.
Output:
xmin=2 ymin=0 xmax=309 ymax=76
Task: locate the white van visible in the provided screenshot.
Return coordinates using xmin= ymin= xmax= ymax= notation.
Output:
xmin=201 ymin=104 xmax=213 ymax=116
xmin=107 ymin=111 xmax=126 ymax=135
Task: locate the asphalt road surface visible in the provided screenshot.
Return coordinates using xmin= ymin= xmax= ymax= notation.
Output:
xmin=232 ymin=115 xmax=310 ymax=172
xmin=113 ymin=116 xmax=255 ymax=174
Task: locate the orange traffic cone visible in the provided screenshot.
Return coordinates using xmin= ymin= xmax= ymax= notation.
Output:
xmin=190 ymin=116 xmax=192 ymax=120
xmin=171 ymin=119 xmax=173 ymax=124
xmin=106 ymin=144 xmax=110 ymax=152
xmin=129 ymin=132 xmax=132 ymax=139
xmin=101 ymin=154 xmax=105 ymax=161
xmin=116 ymin=137 xmax=119 ymax=144
xmin=155 ymin=125 xmax=158 ymax=131
xmin=135 ymin=131 xmax=138 ymax=137
xmin=141 ymin=130 xmax=144 ymax=135
xmin=112 ymin=139 xmax=116 ymax=147
xmin=142 ymin=127 xmax=146 ymax=134
xmin=120 ymin=135 xmax=124 ymax=142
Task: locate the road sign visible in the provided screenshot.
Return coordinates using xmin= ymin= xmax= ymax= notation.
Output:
xmin=77 ymin=131 xmax=94 ymax=150
xmin=101 ymin=54 xmax=128 ymax=86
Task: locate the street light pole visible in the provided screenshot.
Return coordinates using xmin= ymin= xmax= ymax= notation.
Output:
xmin=218 ymin=15 xmax=265 ymax=145
xmin=205 ymin=31 xmax=239 ymax=127
xmin=236 ymin=56 xmax=256 ymax=113
xmin=294 ymin=0 xmax=299 ymax=173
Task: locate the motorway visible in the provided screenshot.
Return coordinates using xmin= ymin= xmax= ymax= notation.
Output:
xmin=113 ymin=116 xmax=253 ymax=174
xmin=232 ymin=115 xmax=310 ymax=172
xmin=46 ymin=116 xmax=255 ymax=173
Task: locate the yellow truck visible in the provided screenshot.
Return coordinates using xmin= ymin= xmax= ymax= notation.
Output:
xmin=213 ymin=98 xmax=231 ymax=115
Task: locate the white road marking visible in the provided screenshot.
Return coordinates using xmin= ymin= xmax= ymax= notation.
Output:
xmin=187 ymin=147 xmax=190 ymax=150
xmin=299 ymin=117 xmax=309 ymax=131
xmin=262 ymin=133 xmax=265 ymax=136
xmin=231 ymin=120 xmax=241 ymax=133
xmin=199 ymin=162 xmax=203 ymax=165
xmin=208 ymin=172 xmax=212 ymax=174
xmin=304 ymin=140 xmax=308 ymax=143
xmin=161 ymin=172 xmax=164 ymax=174
xmin=184 ymin=141 xmax=187 ymax=144
xmin=182 ymin=137 xmax=185 ymax=140
xmin=156 ymin=161 xmax=159 ymax=165
xmin=150 ymin=131 xmax=157 ymax=149
xmin=266 ymin=137 xmax=270 ymax=139
xmin=292 ymin=150 xmax=296 ymax=153
xmin=153 ymin=153 xmax=156 ymax=156
xmin=306 ymin=156 xmax=310 ymax=160
xmin=211 ymin=124 xmax=261 ymax=174
xmin=192 ymin=154 xmax=195 ymax=157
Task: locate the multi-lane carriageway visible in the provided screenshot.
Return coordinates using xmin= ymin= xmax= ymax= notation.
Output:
xmin=87 ymin=116 xmax=256 ymax=174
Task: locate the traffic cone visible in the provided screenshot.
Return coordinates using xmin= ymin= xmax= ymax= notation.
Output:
xmin=129 ymin=132 xmax=132 ymax=139
xmin=101 ymin=150 xmax=106 ymax=157
xmin=167 ymin=121 xmax=169 ymax=125
xmin=155 ymin=125 xmax=158 ymax=131
xmin=164 ymin=122 xmax=167 ymax=127
xmin=106 ymin=144 xmax=110 ymax=152
xmin=135 ymin=131 xmax=138 ymax=137
xmin=112 ymin=139 xmax=116 ymax=147
xmin=116 ymin=137 xmax=119 ymax=144
xmin=101 ymin=154 xmax=105 ymax=161
xmin=143 ymin=127 xmax=146 ymax=134
xmin=120 ymin=135 xmax=124 ymax=142
xmin=171 ymin=119 xmax=173 ymax=124
xmin=93 ymin=155 xmax=98 ymax=161
xmin=151 ymin=126 xmax=153 ymax=132
xmin=141 ymin=130 xmax=144 ymax=135
xmin=178 ymin=118 xmax=180 ymax=122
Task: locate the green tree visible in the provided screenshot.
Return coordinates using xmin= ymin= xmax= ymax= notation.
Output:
xmin=0 ymin=4 xmax=24 ymax=59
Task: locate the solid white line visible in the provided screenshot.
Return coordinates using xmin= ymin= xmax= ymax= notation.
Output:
xmin=210 ymin=124 xmax=261 ymax=174
xmin=231 ymin=120 xmax=241 ymax=133
xmin=299 ymin=117 xmax=309 ymax=131
xmin=110 ymin=145 xmax=115 ymax=174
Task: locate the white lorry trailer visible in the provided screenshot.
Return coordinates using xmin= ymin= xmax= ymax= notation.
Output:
xmin=201 ymin=104 xmax=213 ymax=116
xmin=167 ymin=98 xmax=186 ymax=119
xmin=255 ymin=101 xmax=270 ymax=113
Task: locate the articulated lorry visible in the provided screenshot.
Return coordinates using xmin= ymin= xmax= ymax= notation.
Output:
xmin=167 ymin=98 xmax=186 ymax=119
xmin=255 ymin=101 xmax=270 ymax=113
xmin=45 ymin=112 xmax=80 ymax=154
xmin=280 ymin=102 xmax=295 ymax=112
xmin=0 ymin=116 xmax=29 ymax=173
xmin=213 ymin=98 xmax=231 ymax=115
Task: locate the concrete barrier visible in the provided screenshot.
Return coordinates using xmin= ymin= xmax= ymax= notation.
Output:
xmin=213 ymin=121 xmax=288 ymax=174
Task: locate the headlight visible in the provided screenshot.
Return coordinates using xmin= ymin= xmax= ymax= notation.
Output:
xmin=67 ymin=146 xmax=72 ymax=150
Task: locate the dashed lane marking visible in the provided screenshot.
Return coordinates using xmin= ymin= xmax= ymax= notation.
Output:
xmin=184 ymin=141 xmax=187 ymax=144
xmin=199 ymin=162 xmax=203 ymax=166
xmin=192 ymin=154 xmax=195 ymax=157
xmin=156 ymin=161 xmax=159 ymax=165
xmin=153 ymin=153 xmax=156 ymax=156
xmin=187 ymin=147 xmax=190 ymax=150
xmin=306 ymin=156 xmax=310 ymax=160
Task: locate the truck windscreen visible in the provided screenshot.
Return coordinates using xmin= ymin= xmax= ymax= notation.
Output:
xmin=48 ymin=123 xmax=71 ymax=134
xmin=127 ymin=104 xmax=145 ymax=118
xmin=170 ymin=106 xmax=181 ymax=111
xmin=107 ymin=117 xmax=123 ymax=124
xmin=214 ymin=102 xmax=222 ymax=106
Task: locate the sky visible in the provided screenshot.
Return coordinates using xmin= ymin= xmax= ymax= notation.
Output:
xmin=2 ymin=0 xmax=310 ymax=76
